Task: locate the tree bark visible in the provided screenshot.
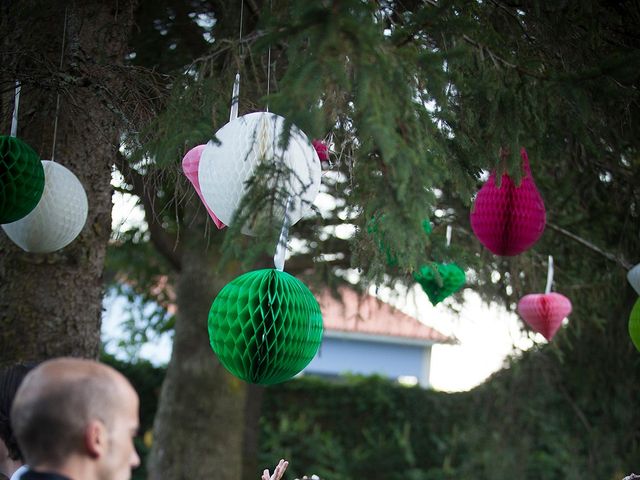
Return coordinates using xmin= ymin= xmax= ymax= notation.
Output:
xmin=0 ymin=1 xmax=136 ymax=365
xmin=148 ymin=212 xmax=248 ymax=480
xmin=241 ymin=384 xmax=265 ymax=480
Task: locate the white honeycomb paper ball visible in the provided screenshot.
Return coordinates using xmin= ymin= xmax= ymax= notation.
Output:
xmin=198 ymin=112 xmax=320 ymax=234
xmin=2 ymin=160 xmax=88 ymax=253
xmin=629 ymin=263 xmax=640 ymax=296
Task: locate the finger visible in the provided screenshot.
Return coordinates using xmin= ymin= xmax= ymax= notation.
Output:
xmin=262 ymin=469 xmax=271 ymax=480
xmin=274 ymin=460 xmax=288 ymax=480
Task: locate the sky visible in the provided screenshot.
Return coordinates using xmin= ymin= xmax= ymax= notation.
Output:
xmin=105 ymin=175 xmax=546 ymax=392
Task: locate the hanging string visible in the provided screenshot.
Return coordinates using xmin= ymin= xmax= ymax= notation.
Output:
xmin=266 ymin=46 xmax=271 ymax=113
xmin=229 ymin=0 xmax=244 ymax=123
xmin=10 ymin=81 xmax=21 ymax=137
xmin=51 ymin=7 xmax=68 ymax=162
xmin=265 ymin=0 xmax=272 ymax=113
xmin=545 ymin=255 xmax=554 ymax=294
xmin=273 ymin=195 xmax=293 ymax=271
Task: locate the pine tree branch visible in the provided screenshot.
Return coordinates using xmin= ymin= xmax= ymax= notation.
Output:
xmin=114 ymin=152 xmax=182 ymax=272
xmin=488 ymin=0 xmax=535 ymax=43
xmin=460 ymin=34 xmax=547 ymax=80
xmin=547 ymin=222 xmax=632 ymax=270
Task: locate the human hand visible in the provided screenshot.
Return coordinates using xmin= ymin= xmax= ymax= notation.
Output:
xmin=261 ymin=459 xmax=288 ymax=480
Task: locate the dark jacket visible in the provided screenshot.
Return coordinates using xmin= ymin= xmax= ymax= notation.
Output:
xmin=21 ymin=472 xmax=71 ymax=480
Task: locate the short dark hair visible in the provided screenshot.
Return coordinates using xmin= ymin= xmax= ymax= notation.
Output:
xmin=0 ymin=363 xmax=36 ymax=461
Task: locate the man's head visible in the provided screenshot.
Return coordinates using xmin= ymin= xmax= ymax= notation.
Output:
xmin=11 ymin=358 xmax=140 ymax=480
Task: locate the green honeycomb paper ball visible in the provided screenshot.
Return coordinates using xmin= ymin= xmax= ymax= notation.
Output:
xmin=0 ymin=136 xmax=44 ymax=223
xmin=208 ymin=269 xmax=324 ymax=385
xmin=629 ymin=297 xmax=640 ymax=353
xmin=414 ymin=262 xmax=466 ymax=306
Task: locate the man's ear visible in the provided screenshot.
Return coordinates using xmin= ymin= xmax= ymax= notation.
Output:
xmin=85 ymin=420 xmax=107 ymax=458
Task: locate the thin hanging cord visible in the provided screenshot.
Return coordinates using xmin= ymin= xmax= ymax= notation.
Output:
xmin=266 ymin=0 xmax=272 ymax=112
xmin=545 ymin=255 xmax=554 ymax=294
xmin=266 ymin=46 xmax=271 ymax=113
xmin=10 ymin=81 xmax=20 ymax=137
xmin=228 ymin=0 xmax=243 ymax=122
xmin=51 ymin=7 xmax=68 ymax=162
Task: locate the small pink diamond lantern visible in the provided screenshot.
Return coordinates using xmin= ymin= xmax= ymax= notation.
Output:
xmin=470 ymin=148 xmax=546 ymax=256
xmin=517 ymin=292 xmax=572 ymax=341
xmin=312 ymin=139 xmax=329 ymax=162
xmin=182 ymin=145 xmax=225 ymax=229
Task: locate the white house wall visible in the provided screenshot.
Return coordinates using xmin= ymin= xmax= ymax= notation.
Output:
xmin=303 ymin=335 xmax=432 ymax=388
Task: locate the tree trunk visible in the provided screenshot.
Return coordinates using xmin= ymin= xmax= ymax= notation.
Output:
xmin=0 ymin=1 xmax=136 ymax=365
xmin=241 ymin=384 xmax=265 ymax=480
xmin=148 ymin=221 xmax=248 ymax=480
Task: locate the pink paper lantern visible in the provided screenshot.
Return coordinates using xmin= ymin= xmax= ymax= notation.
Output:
xmin=312 ymin=139 xmax=329 ymax=162
xmin=182 ymin=145 xmax=225 ymax=229
xmin=470 ymin=148 xmax=546 ymax=256
xmin=517 ymin=292 xmax=572 ymax=341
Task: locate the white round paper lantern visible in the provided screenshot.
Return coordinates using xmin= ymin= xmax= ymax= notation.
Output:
xmin=628 ymin=263 xmax=640 ymax=296
xmin=2 ymin=160 xmax=88 ymax=253
xmin=198 ymin=112 xmax=320 ymax=234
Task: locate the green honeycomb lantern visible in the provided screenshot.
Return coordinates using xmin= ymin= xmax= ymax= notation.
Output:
xmin=0 ymin=136 xmax=44 ymax=224
xmin=414 ymin=262 xmax=466 ymax=306
xmin=208 ymin=268 xmax=323 ymax=385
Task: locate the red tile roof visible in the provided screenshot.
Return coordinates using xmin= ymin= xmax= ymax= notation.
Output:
xmin=315 ymin=287 xmax=454 ymax=344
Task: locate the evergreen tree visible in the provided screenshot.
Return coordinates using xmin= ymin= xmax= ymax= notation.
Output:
xmin=1 ymin=1 xmax=639 ymax=479
xmin=114 ymin=1 xmax=640 ymax=479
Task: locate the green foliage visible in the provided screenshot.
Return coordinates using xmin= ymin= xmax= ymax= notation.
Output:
xmin=260 ymin=376 xmax=470 ymax=480
xmin=263 ymin=0 xmax=456 ymax=281
xmin=105 ymin=227 xmax=176 ymax=356
xmin=261 ymin=349 xmax=640 ymax=480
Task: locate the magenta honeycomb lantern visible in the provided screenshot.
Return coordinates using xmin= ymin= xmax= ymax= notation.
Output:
xmin=470 ymin=148 xmax=546 ymax=256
